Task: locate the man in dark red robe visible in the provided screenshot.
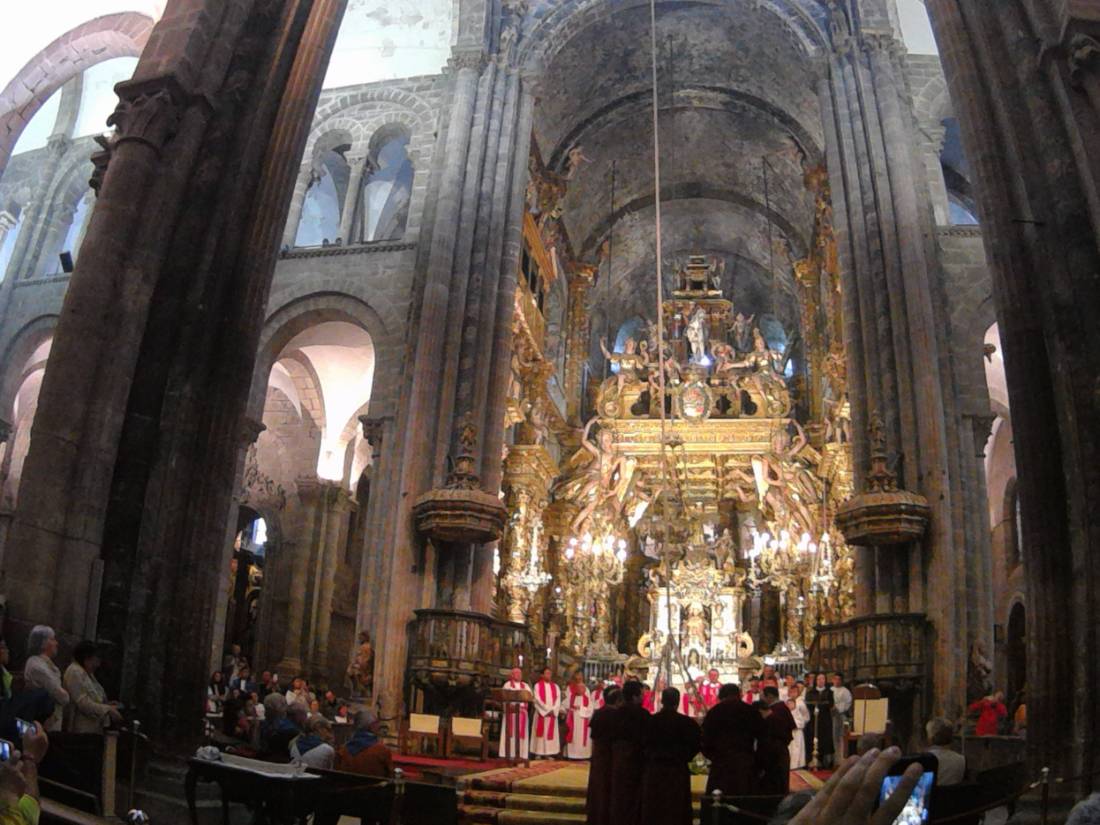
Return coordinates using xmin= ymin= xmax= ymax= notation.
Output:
xmin=757 ymin=685 xmax=796 ymax=794
xmin=641 ymin=687 xmax=702 ymax=825
xmin=702 ymin=683 xmax=765 ymax=797
xmin=585 ymin=685 xmax=622 ymax=825
xmin=608 ymin=680 xmax=650 ymax=823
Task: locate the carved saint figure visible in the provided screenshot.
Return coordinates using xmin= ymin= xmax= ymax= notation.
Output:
xmin=730 ymin=312 xmax=755 ymax=353
xmin=564 ymin=146 xmax=591 ymax=180
xmin=683 ymin=604 xmax=709 ymax=649
xmin=685 ymin=307 xmax=709 ymax=364
xmin=346 ymin=631 xmax=375 ymax=696
xmin=710 ymin=341 xmax=738 ymax=382
xmin=600 ymin=336 xmax=645 ymax=403
xmin=553 ymin=418 xmax=634 ymax=535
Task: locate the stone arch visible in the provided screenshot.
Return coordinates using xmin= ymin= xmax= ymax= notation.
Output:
xmin=248 ymin=293 xmax=390 ymax=424
xmin=519 ymin=0 xmax=826 ymax=71
xmin=0 ymin=315 xmax=57 ymax=420
xmin=0 ymin=12 xmax=155 ymax=172
xmin=312 ymin=87 xmax=434 ymax=125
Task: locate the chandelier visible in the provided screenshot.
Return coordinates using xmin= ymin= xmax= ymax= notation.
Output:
xmin=508 ymin=521 xmax=553 ymax=594
xmin=564 ymin=532 xmax=629 ymax=570
xmin=744 ymin=525 xmax=835 ymax=594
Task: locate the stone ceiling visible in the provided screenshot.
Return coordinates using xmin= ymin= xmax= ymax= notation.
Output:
xmin=528 ymin=0 xmax=827 ymax=341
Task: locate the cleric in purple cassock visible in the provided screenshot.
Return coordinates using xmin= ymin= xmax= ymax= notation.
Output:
xmin=702 ymin=683 xmax=765 ymax=797
xmin=608 ymin=681 xmax=650 ymax=824
xmin=640 ymin=687 xmax=702 ymax=825
xmin=757 ymin=686 xmax=797 ymax=795
xmin=585 ymin=685 xmax=622 ymax=825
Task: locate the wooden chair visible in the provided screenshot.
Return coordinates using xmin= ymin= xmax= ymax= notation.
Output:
xmin=445 ymin=716 xmax=488 ymax=761
xmin=400 ymin=713 xmax=444 ymax=756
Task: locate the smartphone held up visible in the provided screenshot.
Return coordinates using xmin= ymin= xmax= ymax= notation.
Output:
xmin=876 ymin=753 xmax=938 ymax=825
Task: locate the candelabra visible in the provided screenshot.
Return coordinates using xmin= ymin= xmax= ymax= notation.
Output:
xmin=744 ymin=525 xmax=836 ymax=656
xmin=510 ymin=521 xmax=553 ymax=594
xmin=560 ymin=531 xmax=628 ymax=652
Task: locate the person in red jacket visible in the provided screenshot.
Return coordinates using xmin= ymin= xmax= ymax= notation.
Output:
xmin=968 ymin=691 xmax=1007 ymax=736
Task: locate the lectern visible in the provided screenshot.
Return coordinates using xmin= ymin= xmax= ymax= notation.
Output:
xmin=488 ymin=687 xmax=532 ymax=765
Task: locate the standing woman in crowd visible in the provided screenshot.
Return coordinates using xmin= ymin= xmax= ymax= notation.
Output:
xmin=63 ymin=641 xmax=122 ymax=733
xmin=23 ymin=626 xmax=68 ymax=731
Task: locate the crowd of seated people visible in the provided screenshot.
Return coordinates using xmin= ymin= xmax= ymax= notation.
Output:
xmin=209 ymin=644 xmax=391 ymax=780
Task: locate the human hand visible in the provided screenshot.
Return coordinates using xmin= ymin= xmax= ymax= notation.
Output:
xmin=788 ymin=747 xmax=923 ymax=825
xmin=108 ymin=707 xmax=124 ymax=724
xmin=20 ymin=725 xmax=49 ymax=766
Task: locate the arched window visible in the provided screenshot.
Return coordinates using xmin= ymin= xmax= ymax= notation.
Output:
xmin=0 ymin=210 xmax=25 ymax=284
xmin=353 ymin=130 xmax=413 ymax=242
xmin=948 ymin=193 xmax=979 ymax=226
xmin=60 ymin=191 xmax=94 ymax=266
xmin=295 ymin=147 xmax=351 ymax=247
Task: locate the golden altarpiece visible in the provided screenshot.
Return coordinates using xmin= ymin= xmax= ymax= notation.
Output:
xmin=490 ymin=161 xmax=861 ymax=686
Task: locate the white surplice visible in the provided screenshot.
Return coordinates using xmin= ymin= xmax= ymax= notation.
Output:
xmin=789 ymin=696 xmax=810 ymax=769
xmin=531 ymin=679 xmax=562 ymax=756
xmin=498 ymin=679 xmax=531 ymax=759
xmin=563 ymin=686 xmax=594 ymax=759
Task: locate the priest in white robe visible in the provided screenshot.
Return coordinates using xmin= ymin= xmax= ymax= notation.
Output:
xmin=531 ymin=667 xmax=562 ymax=757
xmin=787 ymin=684 xmax=810 ymax=769
xmin=564 ymin=672 xmax=594 ymax=759
xmin=498 ymin=667 xmax=531 ymax=760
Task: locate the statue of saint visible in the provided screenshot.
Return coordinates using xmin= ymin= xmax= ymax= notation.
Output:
xmin=346 ymin=631 xmax=375 ymax=696
xmin=683 ymin=604 xmax=709 ymax=649
xmin=730 ymin=312 xmax=755 ymax=353
xmin=685 ymin=307 xmax=709 ymax=364
xmin=710 ymin=341 xmax=738 ymax=382
xmin=599 ymin=336 xmax=645 ymax=405
xmin=552 ymin=418 xmax=634 ymax=535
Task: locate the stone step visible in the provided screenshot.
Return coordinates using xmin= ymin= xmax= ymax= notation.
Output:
xmin=463 ymin=790 xmax=586 ymax=814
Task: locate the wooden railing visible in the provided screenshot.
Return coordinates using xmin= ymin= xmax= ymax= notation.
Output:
xmin=405 ymin=609 xmax=532 ymax=715
xmin=808 ymin=613 xmax=931 ymax=684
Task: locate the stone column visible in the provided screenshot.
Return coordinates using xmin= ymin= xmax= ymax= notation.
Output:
xmin=277 ymin=476 xmax=323 ymax=675
xmin=3 ymin=0 xmax=350 ymax=741
xmin=338 ymin=155 xmax=370 ymax=244
xmin=305 ymin=481 xmax=355 ymax=679
xmin=207 ymin=416 xmax=266 ymax=673
xmin=820 ymin=21 xmax=972 ymax=714
xmin=926 ymin=0 xmax=1100 ymax=778
xmin=369 ymin=51 xmax=485 ymax=723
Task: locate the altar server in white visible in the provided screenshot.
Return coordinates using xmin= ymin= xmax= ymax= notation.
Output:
xmin=498 ymin=667 xmax=531 ymax=759
xmin=531 ymin=667 xmax=562 ymax=757
xmin=564 ymin=671 xmax=594 ymax=759
xmin=787 ymin=684 xmax=811 ymax=769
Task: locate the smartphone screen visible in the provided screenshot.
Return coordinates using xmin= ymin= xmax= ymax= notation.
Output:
xmin=0 ymin=740 xmax=11 ymax=762
xmin=879 ymin=770 xmax=936 ymax=825
xmin=14 ymin=719 xmax=34 ymax=738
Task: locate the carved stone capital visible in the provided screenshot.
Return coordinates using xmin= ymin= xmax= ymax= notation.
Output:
xmin=448 ymin=48 xmax=486 ymax=74
xmin=239 ymin=416 xmax=266 ymax=445
xmin=359 ymin=415 xmax=391 ymax=452
xmin=967 ymin=413 xmax=997 ymax=458
xmin=861 ymin=31 xmax=905 ymax=60
xmin=108 ymin=75 xmax=194 ymax=156
xmin=1068 ymin=33 xmax=1100 ymax=86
